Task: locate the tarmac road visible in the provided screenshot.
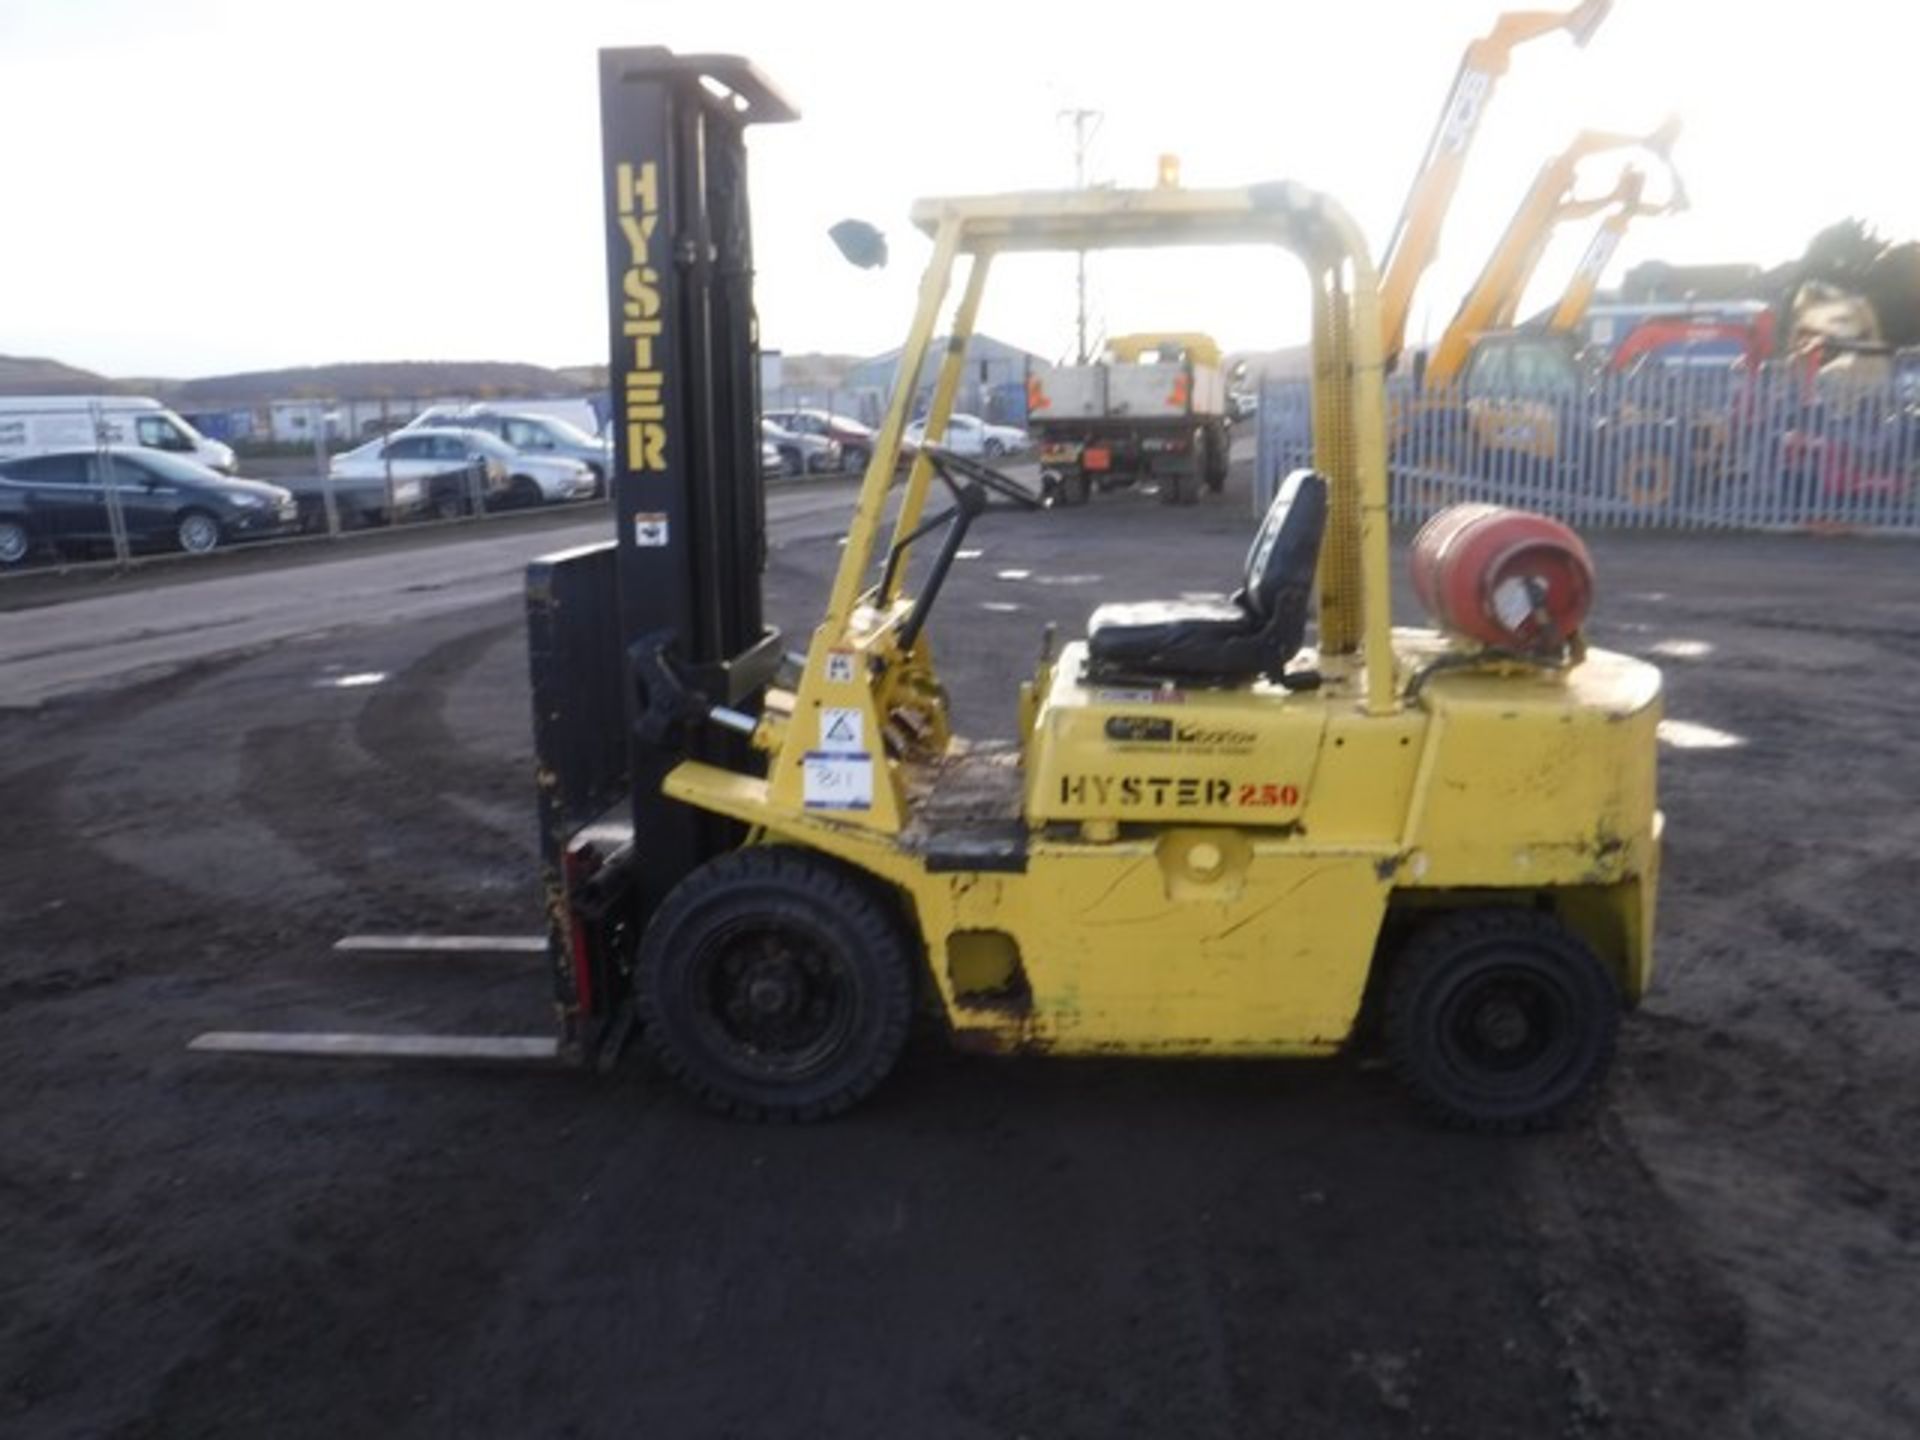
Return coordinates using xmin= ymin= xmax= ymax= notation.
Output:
xmin=0 ymin=477 xmax=873 ymax=710
xmin=1 ymin=462 xmax=1916 ymax=1437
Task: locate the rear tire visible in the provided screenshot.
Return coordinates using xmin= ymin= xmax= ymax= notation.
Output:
xmin=0 ymin=519 xmax=30 ymax=567
xmin=176 ymin=509 xmax=222 ymax=555
xmin=1385 ymin=908 xmax=1619 ymax=1132
xmin=637 ymin=847 xmax=916 ymax=1122
xmin=1056 ymin=468 xmax=1090 ymax=507
xmin=1160 ymin=469 xmax=1197 ymax=506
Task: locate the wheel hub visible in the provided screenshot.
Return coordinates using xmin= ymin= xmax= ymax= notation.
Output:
xmin=1471 ymin=995 xmax=1532 ymax=1053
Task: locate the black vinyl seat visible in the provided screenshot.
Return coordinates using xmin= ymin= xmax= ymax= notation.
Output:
xmin=1086 ymin=468 xmax=1328 ymax=683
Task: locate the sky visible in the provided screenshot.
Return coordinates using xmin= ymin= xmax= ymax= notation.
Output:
xmin=2 ymin=0 xmax=1917 ymax=378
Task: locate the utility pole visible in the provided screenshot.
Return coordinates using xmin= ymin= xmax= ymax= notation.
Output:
xmin=1058 ymin=106 xmax=1103 ymax=363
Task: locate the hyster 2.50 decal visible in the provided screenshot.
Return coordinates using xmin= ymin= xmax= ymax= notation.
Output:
xmin=614 ymin=160 xmax=668 ymax=473
xmin=1058 ymin=775 xmax=1303 ymax=808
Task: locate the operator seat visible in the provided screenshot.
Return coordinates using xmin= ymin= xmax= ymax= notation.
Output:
xmin=1086 ymin=468 xmax=1327 ymax=683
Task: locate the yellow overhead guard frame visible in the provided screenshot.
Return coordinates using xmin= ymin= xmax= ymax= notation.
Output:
xmin=826 ymin=182 xmax=1399 ymax=749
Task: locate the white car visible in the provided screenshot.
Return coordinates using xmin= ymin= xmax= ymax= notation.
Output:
xmin=981 ymin=420 xmax=1032 ymax=456
xmin=329 ymin=428 xmax=594 ymax=520
xmin=407 ymin=406 xmax=614 ymax=494
xmin=903 ymin=413 xmax=1030 ymax=458
xmin=904 ymin=413 xmax=986 ymax=457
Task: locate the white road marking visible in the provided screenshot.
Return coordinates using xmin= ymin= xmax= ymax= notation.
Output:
xmin=995 ymin=569 xmax=1031 ymax=581
xmin=332 ymin=934 xmax=546 ymax=955
xmin=329 ymin=671 xmax=388 ymax=688
xmin=188 ymin=1031 xmax=560 ymax=1061
xmin=1648 ymin=639 xmax=1713 ymax=659
xmin=980 ymin=601 xmax=1022 ymax=613
xmin=1658 ymin=719 xmax=1746 ymax=750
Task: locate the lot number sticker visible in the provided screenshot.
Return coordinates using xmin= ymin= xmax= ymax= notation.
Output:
xmin=634 ymin=512 xmax=670 ymax=547
xmin=820 ymin=707 xmax=864 ymax=753
xmin=803 ymin=751 xmax=873 ymax=810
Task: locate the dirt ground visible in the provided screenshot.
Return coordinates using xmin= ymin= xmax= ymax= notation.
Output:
xmin=2 ymin=469 xmax=1916 ymax=1438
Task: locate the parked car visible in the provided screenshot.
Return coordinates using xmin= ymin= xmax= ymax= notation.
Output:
xmin=762 ymin=408 xmax=875 ymax=472
xmin=903 ymin=413 xmax=990 ymax=457
xmin=406 ymin=406 xmax=614 ymax=493
xmin=328 ymin=429 xmax=506 ymax=524
xmin=0 ymin=448 xmax=295 ymax=565
xmin=761 ymin=418 xmax=841 ymax=476
xmin=980 ymin=418 xmax=1032 ymax=456
xmin=0 ymin=395 xmax=236 ymax=473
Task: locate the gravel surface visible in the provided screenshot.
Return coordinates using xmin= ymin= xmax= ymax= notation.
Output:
xmin=1 ymin=463 xmax=1915 ymax=1438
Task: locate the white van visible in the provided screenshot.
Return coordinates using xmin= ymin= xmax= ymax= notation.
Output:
xmin=0 ymin=396 xmax=236 ymax=474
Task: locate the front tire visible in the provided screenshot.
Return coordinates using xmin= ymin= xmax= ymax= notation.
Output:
xmin=1385 ymin=908 xmax=1619 ymax=1132
xmin=0 ymin=519 xmax=30 ymax=567
xmin=637 ymin=847 xmax=916 ymax=1122
xmin=508 ymin=476 xmax=544 ymax=509
xmin=176 ymin=509 xmax=222 ymax=555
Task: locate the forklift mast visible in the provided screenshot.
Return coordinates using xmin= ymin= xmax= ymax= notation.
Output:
xmin=526 ymin=49 xmax=794 ymax=1058
xmin=599 ymin=47 xmax=793 ymax=903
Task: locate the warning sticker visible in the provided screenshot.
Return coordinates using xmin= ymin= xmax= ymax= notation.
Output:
xmin=820 ymin=707 xmax=864 ymax=753
xmin=634 ymin=512 xmax=669 ymax=547
xmin=802 ymin=751 xmax=873 ymax=810
xmin=825 ymin=650 xmax=856 ymax=684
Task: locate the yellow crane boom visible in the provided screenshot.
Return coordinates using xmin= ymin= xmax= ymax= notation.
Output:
xmin=1378 ymin=0 xmax=1611 ymax=369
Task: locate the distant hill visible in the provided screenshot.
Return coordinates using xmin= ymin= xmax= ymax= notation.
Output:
xmin=166 ymin=360 xmax=591 ymax=407
xmin=0 ymin=354 xmax=124 ymax=396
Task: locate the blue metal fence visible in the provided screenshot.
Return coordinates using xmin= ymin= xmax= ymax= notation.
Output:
xmin=1256 ymin=363 xmax=1920 ymax=533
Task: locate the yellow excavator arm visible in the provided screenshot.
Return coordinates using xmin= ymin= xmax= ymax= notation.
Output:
xmin=1425 ymin=118 xmax=1679 ymax=388
xmin=1486 ymin=168 xmax=1644 ymax=331
xmin=1377 ymin=0 xmax=1611 ymax=369
xmin=1548 ymin=167 xmax=1688 ymax=333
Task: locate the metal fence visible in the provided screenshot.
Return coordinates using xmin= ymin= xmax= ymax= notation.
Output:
xmin=0 ymin=397 xmax=605 ymax=578
xmin=1255 ymin=362 xmax=1920 ymax=533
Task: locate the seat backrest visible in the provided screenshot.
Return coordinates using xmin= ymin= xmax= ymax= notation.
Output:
xmin=1242 ymin=468 xmax=1328 ymax=623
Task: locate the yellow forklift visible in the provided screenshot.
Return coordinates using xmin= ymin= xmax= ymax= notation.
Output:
xmin=531 ymin=49 xmax=1663 ymax=1132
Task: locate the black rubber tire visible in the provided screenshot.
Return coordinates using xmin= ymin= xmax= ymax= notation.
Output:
xmin=984 ymin=437 xmax=1005 ymax=458
xmin=636 ymin=847 xmax=915 ymax=1122
xmin=843 ymin=446 xmax=870 ymax=475
xmin=176 ymin=508 xmax=222 ymax=554
xmin=1204 ymin=423 xmax=1229 ymax=492
xmin=1057 ymin=468 xmax=1090 ymax=507
xmin=508 ymin=476 xmax=543 ymax=509
xmin=1160 ymin=468 xmax=1198 ymax=506
xmin=0 ymin=518 xmax=30 ymax=567
xmin=586 ymin=463 xmax=607 ymax=498
xmin=1384 ymin=908 xmax=1619 ymax=1132
xmin=780 ymin=447 xmax=804 ymax=478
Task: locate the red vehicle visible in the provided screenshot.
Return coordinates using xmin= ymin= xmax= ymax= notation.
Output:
xmin=761 ymin=408 xmax=874 ymax=472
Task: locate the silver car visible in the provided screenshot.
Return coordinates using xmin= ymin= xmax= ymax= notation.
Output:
xmin=407 ymin=406 xmax=614 ymax=494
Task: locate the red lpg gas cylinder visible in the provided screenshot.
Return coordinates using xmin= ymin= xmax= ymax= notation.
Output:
xmin=1410 ymin=505 xmax=1594 ymax=653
